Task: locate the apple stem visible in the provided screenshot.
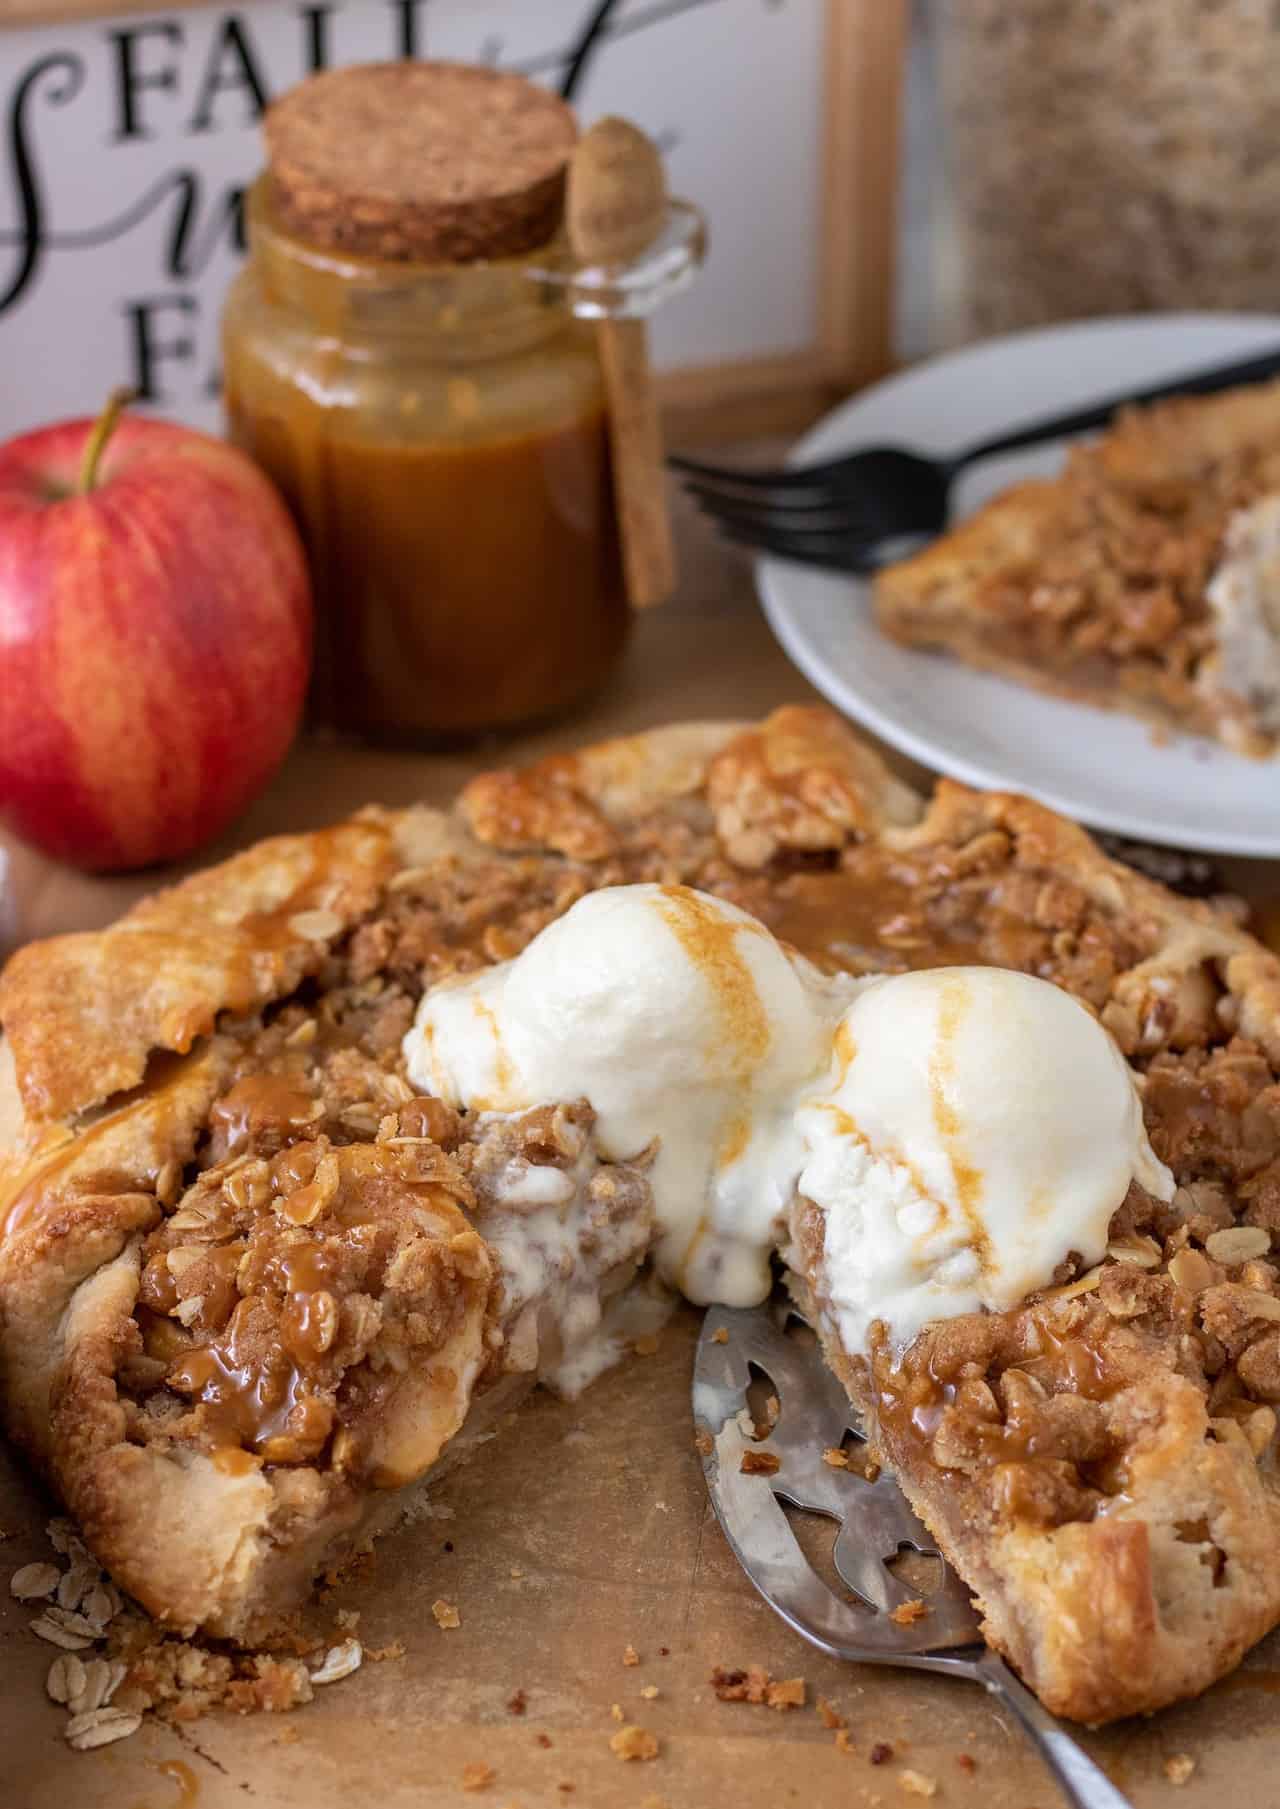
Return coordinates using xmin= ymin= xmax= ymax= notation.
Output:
xmin=77 ymin=388 xmax=138 ymax=496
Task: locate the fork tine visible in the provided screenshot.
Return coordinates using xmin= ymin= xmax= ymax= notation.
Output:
xmin=685 ymin=473 xmax=935 ymax=539
xmin=669 ymin=450 xmax=852 ymax=491
xmin=708 ymin=516 xmax=886 ymax=573
xmin=687 ymin=486 xmax=912 ymax=544
xmin=680 ymin=480 xmax=854 ymax=524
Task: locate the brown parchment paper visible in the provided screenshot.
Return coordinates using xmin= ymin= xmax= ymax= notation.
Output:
xmin=4 ymin=1313 xmax=1280 ymax=1809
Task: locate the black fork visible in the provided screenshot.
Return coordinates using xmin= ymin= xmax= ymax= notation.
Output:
xmin=671 ymin=342 xmax=1280 ymax=574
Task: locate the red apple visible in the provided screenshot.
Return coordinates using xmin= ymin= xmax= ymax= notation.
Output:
xmin=0 ymin=392 xmax=312 ymax=872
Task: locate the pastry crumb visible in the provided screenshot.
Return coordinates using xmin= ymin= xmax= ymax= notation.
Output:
xmin=431 ymin=1599 xmax=461 ymax=1631
xmin=610 ymin=1702 xmax=624 ymax=1722
xmin=610 ymin=1724 xmax=659 ymax=1761
xmin=711 ymin=1663 xmax=805 ymax=1709
xmin=711 ymin=1664 xmax=770 ymax=1703
xmin=711 ymin=1327 xmax=729 ymax=1344
xmin=1165 ymin=1754 xmax=1197 ymax=1786
xmin=898 ymin=1772 xmax=937 ymax=1799
xmin=694 ymin=1430 xmax=714 ymax=1457
xmin=277 ymin=1724 xmax=300 ymax=1744
xmin=633 ymin=1334 xmax=660 ymax=1356
xmin=817 ymin=1697 xmax=846 ymax=1730
xmin=364 ymin=1640 xmax=406 ymax=1662
xmin=509 ymin=1567 xmax=525 ymax=1579
xmin=640 ymin=1683 xmax=659 ymax=1700
xmin=739 ymin=1450 xmax=780 ymax=1476
xmin=622 ymin=1644 xmax=640 ymax=1666
xmin=835 ymin=1728 xmax=856 ymax=1755
xmin=461 ymin=1761 xmax=496 ymax=1791
xmin=821 ymin=1447 xmax=849 ymax=1469
xmin=334 ymin=1608 xmax=360 ymax=1630
xmin=889 ymin=1599 xmax=929 ymax=1626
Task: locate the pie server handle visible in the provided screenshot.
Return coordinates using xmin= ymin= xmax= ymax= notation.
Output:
xmin=970 ymin=1646 xmax=1133 ymax=1809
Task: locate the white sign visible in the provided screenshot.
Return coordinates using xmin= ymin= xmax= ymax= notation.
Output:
xmin=0 ymin=0 xmax=824 ymax=435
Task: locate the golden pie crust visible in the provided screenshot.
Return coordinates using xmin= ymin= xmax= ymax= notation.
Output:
xmin=874 ymin=380 xmax=1280 ymax=756
xmin=3 ymin=705 xmax=1280 ymax=1724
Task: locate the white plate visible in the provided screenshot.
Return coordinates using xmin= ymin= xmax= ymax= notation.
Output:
xmin=757 ymin=313 xmax=1280 ymax=855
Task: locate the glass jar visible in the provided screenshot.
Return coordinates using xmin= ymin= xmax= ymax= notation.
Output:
xmin=928 ymin=0 xmax=1280 ymax=347
xmin=223 ymin=178 xmax=700 ymax=744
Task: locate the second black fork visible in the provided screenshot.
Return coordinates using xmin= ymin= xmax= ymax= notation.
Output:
xmin=671 ymin=340 xmax=1280 ymax=574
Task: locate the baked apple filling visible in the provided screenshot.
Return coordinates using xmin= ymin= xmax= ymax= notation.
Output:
xmin=116 ymin=1052 xmax=655 ymax=1488
xmin=126 ymin=1132 xmax=491 ymax=1484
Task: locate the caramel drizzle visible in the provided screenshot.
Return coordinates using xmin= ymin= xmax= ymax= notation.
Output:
xmin=655 ymin=887 xmax=772 ymax=1285
xmin=927 ymin=976 xmax=991 ymax=1278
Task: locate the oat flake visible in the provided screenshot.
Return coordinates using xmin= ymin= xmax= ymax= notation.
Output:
xmin=10 ymin=1562 xmax=60 ymax=1601
xmin=310 ymin=1639 xmax=363 ymax=1684
xmin=65 ymin=1707 xmax=142 ymax=1751
xmin=46 ymin=1654 xmax=88 ymax=1704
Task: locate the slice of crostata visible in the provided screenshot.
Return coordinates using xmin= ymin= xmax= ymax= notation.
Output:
xmin=874 ymin=379 xmax=1280 ymax=756
xmin=3 ymin=705 xmax=1280 ymax=1730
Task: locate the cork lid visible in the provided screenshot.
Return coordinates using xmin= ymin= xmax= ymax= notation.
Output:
xmin=265 ymin=62 xmax=579 ymax=264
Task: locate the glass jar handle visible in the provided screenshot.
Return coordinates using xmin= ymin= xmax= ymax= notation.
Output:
xmin=523 ymin=198 xmax=707 ymax=320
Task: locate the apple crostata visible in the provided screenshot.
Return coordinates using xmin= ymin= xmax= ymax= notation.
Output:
xmin=4 ymin=705 xmax=1280 ymax=1729
xmin=874 ymin=380 xmax=1280 ymax=756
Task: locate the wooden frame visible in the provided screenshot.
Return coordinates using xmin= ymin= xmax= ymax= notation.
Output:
xmin=0 ymin=0 xmax=908 ymax=426
xmin=658 ymin=0 xmax=908 ymax=440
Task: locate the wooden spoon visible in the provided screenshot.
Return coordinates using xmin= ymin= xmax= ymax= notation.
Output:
xmin=567 ymin=116 xmax=675 ymax=610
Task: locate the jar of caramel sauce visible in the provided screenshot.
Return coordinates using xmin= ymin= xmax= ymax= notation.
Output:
xmin=222 ymin=64 xmax=681 ymax=744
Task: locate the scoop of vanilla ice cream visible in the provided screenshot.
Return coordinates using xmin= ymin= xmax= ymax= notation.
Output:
xmin=404 ymin=884 xmax=854 ymax=1304
xmin=796 ymin=966 xmax=1174 ymax=1353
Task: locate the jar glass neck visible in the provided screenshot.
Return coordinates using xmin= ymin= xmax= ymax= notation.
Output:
xmin=245 ymin=177 xmax=568 ymax=359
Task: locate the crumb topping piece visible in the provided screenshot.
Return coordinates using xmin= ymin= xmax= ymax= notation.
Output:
xmin=709 ymin=1664 xmax=806 ymax=1710
xmin=609 ymin=1724 xmax=659 ymax=1761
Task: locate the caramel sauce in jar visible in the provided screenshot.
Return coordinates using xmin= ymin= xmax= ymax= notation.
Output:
xmin=223 ymin=179 xmax=628 ymax=743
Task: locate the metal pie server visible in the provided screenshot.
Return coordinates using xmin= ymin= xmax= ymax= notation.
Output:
xmin=692 ymin=1302 xmax=1133 ymax=1809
